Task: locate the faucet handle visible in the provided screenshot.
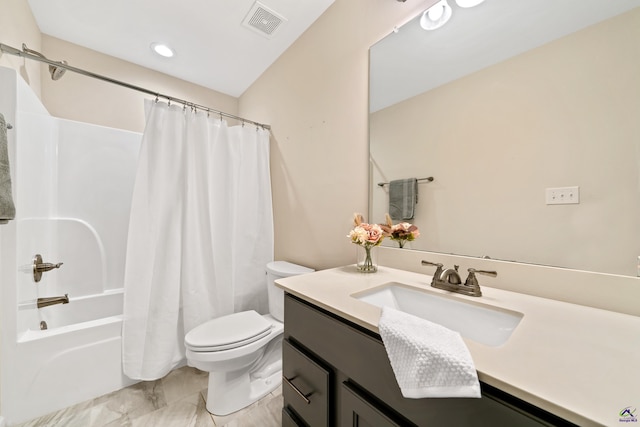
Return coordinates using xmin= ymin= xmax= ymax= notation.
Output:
xmin=464 ymin=268 xmax=497 ymax=288
xmin=421 ymin=260 xmax=443 ymax=268
xmin=32 ymin=254 xmax=64 ymax=283
xmin=467 ymin=268 xmax=497 ymax=277
xmin=421 ymin=260 xmax=444 ymax=286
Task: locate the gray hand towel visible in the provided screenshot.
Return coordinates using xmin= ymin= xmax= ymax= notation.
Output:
xmin=389 ymin=178 xmax=417 ymax=221
xmin=0 ymin=113 xmax=16 ymax=224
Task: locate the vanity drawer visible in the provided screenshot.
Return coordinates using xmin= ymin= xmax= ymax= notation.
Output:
xmin=282 ymin=406 xmax=306 ymax=427
xmin=282 ymin=339 xmax=331 ymax=427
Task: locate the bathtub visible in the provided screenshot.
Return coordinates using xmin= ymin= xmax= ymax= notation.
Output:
xmin=10 ymin=289 xmax=135 ymax=422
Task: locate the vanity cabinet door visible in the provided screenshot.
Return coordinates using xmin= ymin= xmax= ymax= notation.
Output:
xmin=340 ymin=382 xmax=405 ymax=427
xmin=282 ymin=339 xmax=331 ymax=427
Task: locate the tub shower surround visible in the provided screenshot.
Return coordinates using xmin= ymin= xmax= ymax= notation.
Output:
xmin=0 ymin=67 xmax=141 ymax=424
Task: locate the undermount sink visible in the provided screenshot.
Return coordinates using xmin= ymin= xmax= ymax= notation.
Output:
xmin=352 ymin=282 xmax=523 ymax=347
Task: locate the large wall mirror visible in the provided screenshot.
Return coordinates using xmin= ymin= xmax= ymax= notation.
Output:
xmin=369 ymin=0 xmax=640 ymax=277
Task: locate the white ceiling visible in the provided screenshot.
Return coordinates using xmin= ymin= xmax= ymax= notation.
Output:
xmin=27 ymin=0 xmax=335 ymax=98
xmin=370 ymin=0 xmax=640 ymax=112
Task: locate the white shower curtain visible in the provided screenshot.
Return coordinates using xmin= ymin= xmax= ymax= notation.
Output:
xmin=122 ymin=100 xmax=273 ymax=380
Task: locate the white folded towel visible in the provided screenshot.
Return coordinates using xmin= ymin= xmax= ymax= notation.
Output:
xmin=378 ymin=306 xmax=481 ymax=399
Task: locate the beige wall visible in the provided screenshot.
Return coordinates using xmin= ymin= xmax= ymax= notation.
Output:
xmin=370 ymin=9 xmax=640 ymax=276
xmin=40 ymin=36 xmax=238 ymax=133
xmin=0 ymin=0 xmax=42 ymax=95
xmin=240 ymin=0 xmax=437 ymax=270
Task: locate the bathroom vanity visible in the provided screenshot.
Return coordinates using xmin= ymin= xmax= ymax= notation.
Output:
xmin=276 ymin=266 xmax=640 ymax=427
xmin=282 ymin=294 xmax=568 ymax=426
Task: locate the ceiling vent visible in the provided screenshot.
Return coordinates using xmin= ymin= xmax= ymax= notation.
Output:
xmin=242 ymin=1 xmax=287 ymax=38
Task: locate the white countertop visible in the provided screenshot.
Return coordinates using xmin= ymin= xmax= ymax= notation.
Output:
xmin=276 ymin=265 xmax=640 ymax=427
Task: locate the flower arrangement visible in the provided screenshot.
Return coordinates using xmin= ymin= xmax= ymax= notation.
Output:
xmin=348 ymin=213 xmax=384 ymax=272
xmin=382 ymin=213 xmax=420 ymax=249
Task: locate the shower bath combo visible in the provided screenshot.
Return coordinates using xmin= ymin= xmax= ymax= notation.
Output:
xmin=0 ymin=66 xmax=141 ymax=424
xmin=0 ymin=41 xmax=273 ymax=425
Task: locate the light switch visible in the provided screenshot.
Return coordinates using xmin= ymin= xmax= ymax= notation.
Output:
xmin=545 ymin=186 xmax=580 ymax=205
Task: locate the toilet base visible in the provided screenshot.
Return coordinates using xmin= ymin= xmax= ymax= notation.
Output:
xmin=203 ymin=333 xmax=283 ymax=416
xmin=205 ymin=365 xmax=282 ymax=416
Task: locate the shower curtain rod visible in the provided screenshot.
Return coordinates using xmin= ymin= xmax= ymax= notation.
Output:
xmin=0 ymin=42 xmax=271 ymax=130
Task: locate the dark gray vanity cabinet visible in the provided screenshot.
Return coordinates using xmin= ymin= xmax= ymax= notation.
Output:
xmin=282 ymin=293 xmax=576 ymax=427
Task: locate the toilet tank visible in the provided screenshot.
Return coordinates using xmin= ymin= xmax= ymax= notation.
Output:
xmin=266 ymin=261 xmax=314 ymax=322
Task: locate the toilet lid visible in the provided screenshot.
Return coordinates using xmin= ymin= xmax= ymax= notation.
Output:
xmin=185 ymin=310 xmax=273 ymax=352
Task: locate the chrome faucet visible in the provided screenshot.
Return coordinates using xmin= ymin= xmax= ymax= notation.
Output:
xmin=37 ymin=294 xmax=70 ymax=308
xmin=421 ymin=260 xmax=496 ymax=297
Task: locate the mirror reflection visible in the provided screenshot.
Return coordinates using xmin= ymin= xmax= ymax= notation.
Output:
xmin=369 ymin=0 xmax=640 ymax=277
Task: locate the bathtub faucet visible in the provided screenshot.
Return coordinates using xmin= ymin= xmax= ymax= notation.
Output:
xmin=37 ymin=294 xmax=70 ymax=309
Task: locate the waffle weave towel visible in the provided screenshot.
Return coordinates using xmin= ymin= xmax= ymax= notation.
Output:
xmin=378 ymin=306 xmax=480 ymax=398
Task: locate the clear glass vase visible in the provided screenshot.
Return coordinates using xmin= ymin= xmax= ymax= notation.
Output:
xmin=356 ymin=244 xmax=378 ymax=273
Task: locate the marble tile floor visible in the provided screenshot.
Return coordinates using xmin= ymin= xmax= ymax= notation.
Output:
xmin=16 ymin=366 xmax=283 ymax=427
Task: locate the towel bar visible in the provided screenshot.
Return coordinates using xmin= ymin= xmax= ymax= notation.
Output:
xmin=378 ymin=176 xmax=433 ymax=187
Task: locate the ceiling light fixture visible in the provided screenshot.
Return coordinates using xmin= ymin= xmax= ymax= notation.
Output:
xmin=455 ymin=0 xmax=485 ymax=8
xmin=150 ymin=42 xmax=174 ymax=58
xmin=420 ymin=0 xmax=452 ymax=31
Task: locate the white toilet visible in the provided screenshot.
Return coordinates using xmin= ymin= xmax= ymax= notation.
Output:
xmin=185 ymin=261 xmax=313 ymax=416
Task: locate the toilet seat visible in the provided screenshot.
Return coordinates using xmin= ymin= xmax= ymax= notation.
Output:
xmin=185 ymin=310 xmax=273 ymax=352
xmin=186 ymin=315 xmax=283 ymax=365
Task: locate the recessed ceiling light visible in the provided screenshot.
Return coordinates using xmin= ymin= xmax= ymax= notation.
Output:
xmin=420 ymin=0 xmax=452 ymax=31
xmin=150 ymin=42 xmax=174 ymax=58
xmin=455 ymin=0 xmax=485 ymax=8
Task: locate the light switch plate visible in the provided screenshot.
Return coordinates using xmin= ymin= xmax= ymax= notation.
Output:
xmin=546 ymin=186 xmax=580 ymax=205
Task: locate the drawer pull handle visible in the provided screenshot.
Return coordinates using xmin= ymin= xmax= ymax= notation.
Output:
xmin=283 ymin=375 xmax=311 ymax=405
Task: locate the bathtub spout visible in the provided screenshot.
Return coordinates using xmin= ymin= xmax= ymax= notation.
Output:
xmin=37 ymin=294 xmax=70 ymax=309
